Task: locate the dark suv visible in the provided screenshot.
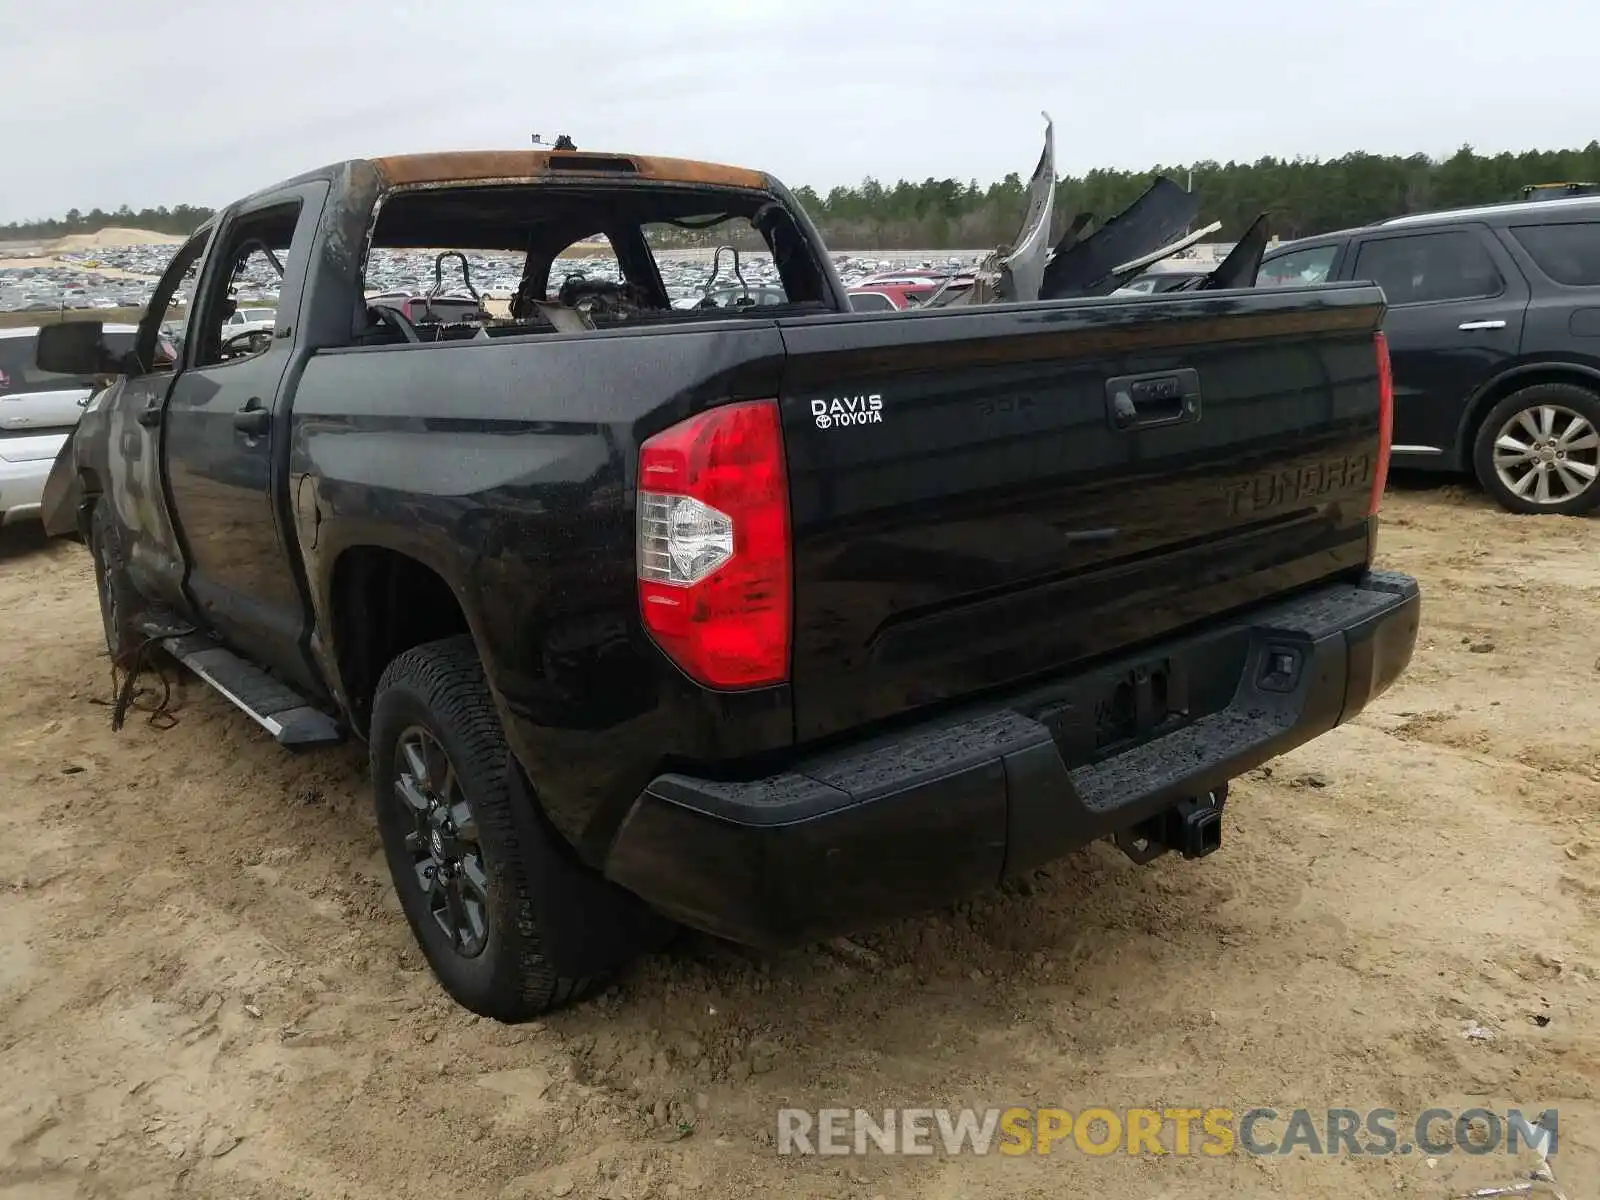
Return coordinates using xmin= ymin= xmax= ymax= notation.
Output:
xmin=1258 ymin=197 xmax=1600 ymax=514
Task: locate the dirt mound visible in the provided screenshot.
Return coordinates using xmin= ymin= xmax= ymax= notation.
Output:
xmin=46 ymin=227 xmax=186 ymax=251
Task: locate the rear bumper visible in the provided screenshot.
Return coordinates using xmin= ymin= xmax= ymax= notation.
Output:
xmin=603 ymin=570 xmax=1420 ymax=946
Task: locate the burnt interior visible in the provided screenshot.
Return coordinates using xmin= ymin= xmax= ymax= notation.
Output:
xmin=356 ymin=182 xmax=835 ymax=344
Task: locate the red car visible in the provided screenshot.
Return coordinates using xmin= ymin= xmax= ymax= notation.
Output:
xmin=848 ymin=275 xmax=976 ymax=312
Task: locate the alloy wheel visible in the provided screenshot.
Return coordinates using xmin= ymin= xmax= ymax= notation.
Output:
xmin=393 ymin=726 xmax=490 ymax=957
xmin=1492 ymin=404 xmax=1600 ymax=506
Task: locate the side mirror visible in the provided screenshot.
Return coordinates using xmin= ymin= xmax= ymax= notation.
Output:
xmin=36 ymin=321 xmax=125 ymax=377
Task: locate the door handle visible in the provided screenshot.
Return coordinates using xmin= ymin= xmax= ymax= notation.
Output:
xmin=233 ymin=399 xmax=270 ymax=437
xmin=1105 ymin=368 xmax=1202 ymax=431
xmin=135 ymin=405 xmax=162 ymax=428
xmin=1458 ymin=319 xmax=1507 ymax=331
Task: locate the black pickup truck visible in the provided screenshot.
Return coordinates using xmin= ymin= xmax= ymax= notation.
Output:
xmin=39 ymin=147 xmax=1420 ymax=1019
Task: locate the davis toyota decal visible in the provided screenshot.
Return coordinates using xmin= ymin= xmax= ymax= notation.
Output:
xmin=810 ymin=394 xmax=884 ymax=429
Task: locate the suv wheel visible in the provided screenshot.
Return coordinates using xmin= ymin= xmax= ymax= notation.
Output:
xmin=1473 ymin=383 xmax=1600 ymax=515
xmin=370 ymin=635 xmax=600 ymax=1019
xmin=89 ymin=502 xmax=142 ymax=659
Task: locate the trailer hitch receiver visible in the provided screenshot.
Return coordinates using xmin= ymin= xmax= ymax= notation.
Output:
xmin=1114 ymin=786 xmax=1228 ymax=864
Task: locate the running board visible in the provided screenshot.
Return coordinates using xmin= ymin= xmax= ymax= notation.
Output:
xmin=158 ymin=632 xmax=344 ymax=749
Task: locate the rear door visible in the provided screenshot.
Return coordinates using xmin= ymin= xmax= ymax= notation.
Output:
xmin=776 ymin=287 xmax=1388 ymax=742
xmin=1499 ymin=216 xmax=1600 ymax=357
xmin=1344 ymin=225 xmax=1528 ymax=460
xmin=161 ymin=182 xmax=328 ymax=689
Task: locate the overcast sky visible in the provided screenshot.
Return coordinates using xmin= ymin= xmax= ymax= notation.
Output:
xmin=5 ymin=0 xmax=1597 ymax=223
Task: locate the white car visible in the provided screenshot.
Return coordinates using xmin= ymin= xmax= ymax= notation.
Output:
xmin=0 ymin=324 xmax=138 ymax=526
xmin=225 ymin=306 xmax=277 ymax=337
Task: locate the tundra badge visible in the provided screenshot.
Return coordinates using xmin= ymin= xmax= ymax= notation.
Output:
xmin=811 ymin=394 xmax=883 ymax=429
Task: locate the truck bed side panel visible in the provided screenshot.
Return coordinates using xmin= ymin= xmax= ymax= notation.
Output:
xmin=287 ymin=325 xmax=790 ymax=854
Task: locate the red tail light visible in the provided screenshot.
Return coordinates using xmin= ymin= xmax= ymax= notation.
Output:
xmin=1370 ymin=331 xmax=1394 ymax=515
xmin=637 ymin=400 xmax=791 ymax=689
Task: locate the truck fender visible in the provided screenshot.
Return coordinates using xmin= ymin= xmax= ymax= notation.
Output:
xmin=503 ymin=760 xmax=676 ymax=977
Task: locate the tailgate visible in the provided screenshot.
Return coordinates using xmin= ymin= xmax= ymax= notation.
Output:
xmin=776 ymin=284 xmax=1388 ymax=742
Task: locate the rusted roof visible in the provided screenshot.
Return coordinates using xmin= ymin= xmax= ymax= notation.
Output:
xmin=369 ymin=151 xmax=768 ymax=191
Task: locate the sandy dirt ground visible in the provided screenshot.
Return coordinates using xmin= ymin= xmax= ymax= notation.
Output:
xmin=1 ymin=480 xmax=1596 ymax=1200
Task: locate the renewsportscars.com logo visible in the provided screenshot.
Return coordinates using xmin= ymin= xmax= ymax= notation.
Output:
xmin=776 ymin=1107 xmax=1558 ymax=1158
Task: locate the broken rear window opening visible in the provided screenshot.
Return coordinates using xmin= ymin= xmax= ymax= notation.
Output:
xmin=355 ymin=182 xmax=833 ymax=345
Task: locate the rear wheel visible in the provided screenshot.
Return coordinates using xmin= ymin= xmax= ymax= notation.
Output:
xmin=1473 ymin=384 xmax=1600 ymax=515
xmin=370 ymin=636 xmax=600 ymax=1019
xmin=88 ymin=502 xmax=142 ymax=659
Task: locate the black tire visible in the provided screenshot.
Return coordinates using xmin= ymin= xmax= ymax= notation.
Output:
xmin=1472 ymin=383 xmax=1600 ymax=516
xmin=370 ymin=635 xmax=599 ymax=1019
xmin=89 ymin=502 xmax=142 ymax=659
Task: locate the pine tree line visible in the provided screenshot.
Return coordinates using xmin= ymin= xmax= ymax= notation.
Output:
xmin=7 ymin=143 xmax=1599 ymax=250
xmin=791 ymin=143 xmax=1600 ymax=250
xmin=3 ymin=203 xmax=216 ymax=241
